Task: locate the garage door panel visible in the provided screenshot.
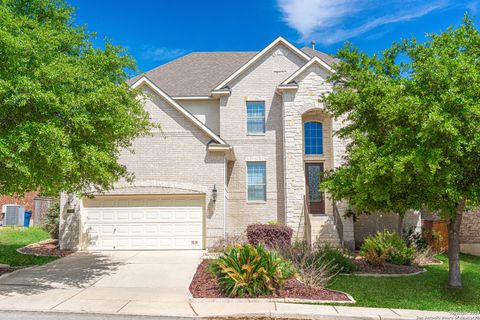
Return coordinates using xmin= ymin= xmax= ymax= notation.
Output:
xmin=83 ymin=197 xmax=204 ymax=250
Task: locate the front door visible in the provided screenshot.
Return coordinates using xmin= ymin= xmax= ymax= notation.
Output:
xmin=305 ymin=163 xmax=325 ymax=215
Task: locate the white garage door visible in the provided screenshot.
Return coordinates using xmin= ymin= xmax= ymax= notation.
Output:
xmin=83 ymin=196 xmax=204 ymax=250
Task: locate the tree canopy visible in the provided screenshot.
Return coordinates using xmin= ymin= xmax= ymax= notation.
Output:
xmin=321 ymin=15 xmax=480 ymax=288
xmin=0 ymin=0 xmax=153 ymax=195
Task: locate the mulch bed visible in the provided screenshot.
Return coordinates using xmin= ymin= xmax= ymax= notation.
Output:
xmin=351 ymin=258 xmax=423 ymax=275
xmin=17 ymin=239 xmax=73 ymax=257
xmin=189 ymin=260 xmax=350 ymax=301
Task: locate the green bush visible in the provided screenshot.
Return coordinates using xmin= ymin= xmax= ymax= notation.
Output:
xmin=43 ymin=202 xmax=60 ymax=239
xmin=315 ymin=243 xmax=355 ymax=273
xmin=361 ymin=231 xmax=415 ymax=266
xmin=211 ymin=244 xmax=294 ymax=297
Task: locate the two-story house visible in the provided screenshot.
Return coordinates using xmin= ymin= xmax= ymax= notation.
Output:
xmin=59 ymin=37 xmax=414 ymax=251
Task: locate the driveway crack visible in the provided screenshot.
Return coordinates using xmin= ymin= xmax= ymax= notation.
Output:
xmin=188 ymin=302 xmax=198 ymax=316
xmin=116 ymin=300 xmax=132 ymax=313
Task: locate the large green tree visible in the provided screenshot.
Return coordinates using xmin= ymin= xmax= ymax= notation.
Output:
xmin=321 ymin=16 xmax=480 ymax=288
xmin=0 ymin=0 xmax=153 ymax=195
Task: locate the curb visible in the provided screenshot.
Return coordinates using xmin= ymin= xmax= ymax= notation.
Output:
xmin=0 ymin=266 xmax=32 ymax=282
xmin=188 ymin=289 xmax=356 ymax=304
xmin=0 ymin=308 xmax=456 ymax=320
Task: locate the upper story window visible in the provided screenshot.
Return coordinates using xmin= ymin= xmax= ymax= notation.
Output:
xmin=304 ymin=121 xmax=323 ymax=155
xmin=247 ymin=161 xmax=266 ymax=201
xmin=246 ymin=101 xmax=265 ymax=134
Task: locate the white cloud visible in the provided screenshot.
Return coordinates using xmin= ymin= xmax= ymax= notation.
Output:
xmin=278 ymin=0 xmax=451 ymax=44
xmin=142 ymin=46 xmax=188 ymax=62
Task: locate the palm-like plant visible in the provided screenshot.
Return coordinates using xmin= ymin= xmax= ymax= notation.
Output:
xmin=211 ymin=244 xmax=294 ymax=297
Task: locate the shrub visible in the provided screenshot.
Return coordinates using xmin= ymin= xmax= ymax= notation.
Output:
xmin=279 ymin=241 xmax=338 ymax=288
xmin=403 ymin=227 xmax=428 ymax=250
xmin=43 ymin=202 xmax=60 ymax=239
xmin=360 ymin=231 xmax=415 ymax=266
xmin=246 ymin=224 xmax=293 ymax=249
xmin=315 ymin=243 xmax=355 ymax=274
xmin=211 ymin=244 xmax=294 ymax=297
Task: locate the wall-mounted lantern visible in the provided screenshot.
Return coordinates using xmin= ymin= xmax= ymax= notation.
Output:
xmin=212 ymin=184 xmax=218 ymax=203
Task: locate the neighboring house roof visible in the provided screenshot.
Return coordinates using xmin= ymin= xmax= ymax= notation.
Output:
xmin=128 ymin=38 xmax=336 ymax=98
xmin=131 ymin=76 xmax=227 ymax=145
xmin=129 ymin=52 xmax=256 ymax=97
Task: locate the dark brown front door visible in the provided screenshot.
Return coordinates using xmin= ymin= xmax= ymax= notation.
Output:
xmin=305 ymin=162 xmax=325 ymax=215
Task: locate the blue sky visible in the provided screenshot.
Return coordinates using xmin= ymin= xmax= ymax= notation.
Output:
xmin=67 ymin=0 xmax=478 ymax=74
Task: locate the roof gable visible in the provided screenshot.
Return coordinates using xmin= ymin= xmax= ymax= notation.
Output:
xmin=280 ymin=57 xmax=334 ymax=86
xmin=131 ymin=76 xmax=227 ymax=145
xmin=212 ymin=37 xmax=311 ymax=91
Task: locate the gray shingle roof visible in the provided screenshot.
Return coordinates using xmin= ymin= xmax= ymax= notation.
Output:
xmin=129 ymin=52 xmax=256 ymax=97
xmin=129 ymin=47 xmax=336 ymax=97
xmin=301 ymin=47 xmax=340 ymax=66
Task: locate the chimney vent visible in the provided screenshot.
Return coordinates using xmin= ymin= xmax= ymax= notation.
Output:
xmin=311 ymin=40 xmax=316 ymax=50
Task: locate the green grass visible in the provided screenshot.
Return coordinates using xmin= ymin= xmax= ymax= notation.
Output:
xmin=0 ymin=227 xmax=58 ymax=266
xmin=328 ymin=254 xmax=480 ymax=312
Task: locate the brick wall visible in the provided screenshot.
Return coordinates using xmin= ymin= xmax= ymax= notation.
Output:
xmin=0 ymin=192 xmax=37 ymax=212
xmin=354 ymin=212 xmax=420 ymax=247
xmin=60 ymin=86 xmax=226 ymax=250
xmin=460 ymin=210 xmax=480 ymax=255
xmin=460 ymin=210 xmax=480 ymax=243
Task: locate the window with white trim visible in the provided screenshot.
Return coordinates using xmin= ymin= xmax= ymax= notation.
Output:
xmin=247 ymin=162 xmax=266 ymax=201
xmin=246 ymin=101 xmax=265 ymax=134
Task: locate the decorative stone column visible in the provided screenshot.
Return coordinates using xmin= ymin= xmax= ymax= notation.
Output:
xmin=283 ymin=91 xmax=306 ymax=237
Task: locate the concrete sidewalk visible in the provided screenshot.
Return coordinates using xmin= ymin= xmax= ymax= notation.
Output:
xmin=0 ymin=297 xmax=457 ymax=320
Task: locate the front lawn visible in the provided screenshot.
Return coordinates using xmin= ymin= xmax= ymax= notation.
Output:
xmin=0 ymin=227 xmax=58 ymax=266
xmin=329 ymin=254 xmax=480 ymax=312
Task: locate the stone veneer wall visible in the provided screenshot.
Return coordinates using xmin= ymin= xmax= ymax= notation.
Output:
xmin=282 ymin=63 xmax=354 ymax=246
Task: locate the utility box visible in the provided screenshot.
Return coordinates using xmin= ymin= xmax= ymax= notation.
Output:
xmin=2 ymin=204 xmax=26 ymax=226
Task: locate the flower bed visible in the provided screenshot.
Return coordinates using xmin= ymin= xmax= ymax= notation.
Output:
xmin=351 ymin=258 xmax=424 ymax=275
xmin=16 ymin=239 xmax=73 ymax=257
xmin=189 ymin=260 xmax=351 ymax=302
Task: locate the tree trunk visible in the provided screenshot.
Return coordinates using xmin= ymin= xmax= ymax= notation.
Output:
xmin=447 ymin=199 xmax=465 ymax=288
xmin=397 ymin=213 xmax=404 ymax=235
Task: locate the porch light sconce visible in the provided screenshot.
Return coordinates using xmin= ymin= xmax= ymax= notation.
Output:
xmin=212 ymin=184 xmax=218 ymax=203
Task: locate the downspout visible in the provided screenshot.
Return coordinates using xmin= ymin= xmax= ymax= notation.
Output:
xmin=281 ymin=94 xmax=288 ymax=224
xmin=224 ymin=156 xmax=227 ymax=239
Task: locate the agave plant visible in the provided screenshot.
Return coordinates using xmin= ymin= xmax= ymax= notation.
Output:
xmin=211 ymin=244 xmax=294 ymax=297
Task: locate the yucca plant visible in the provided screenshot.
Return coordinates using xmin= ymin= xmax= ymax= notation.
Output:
xmin=211 ymin=244 xmax=294 ymax=297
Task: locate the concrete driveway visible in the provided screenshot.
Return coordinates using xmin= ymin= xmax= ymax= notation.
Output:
xmin=0 ymin=251 xmax=203 ymax=316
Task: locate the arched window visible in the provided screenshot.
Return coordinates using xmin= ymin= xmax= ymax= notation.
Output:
xmin=304 ymin=121 xmax=323 ymax=155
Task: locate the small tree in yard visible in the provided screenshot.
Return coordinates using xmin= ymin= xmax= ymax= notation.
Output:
xmin=321 ymin=16 xmax=480 ymax=288
xmin=0 ymin=0 xmax=153 ymax=196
